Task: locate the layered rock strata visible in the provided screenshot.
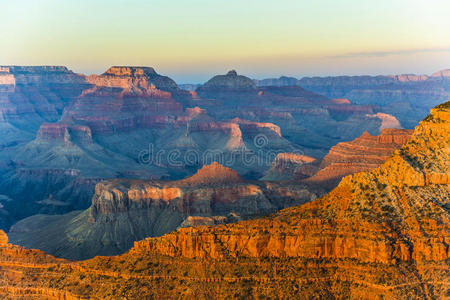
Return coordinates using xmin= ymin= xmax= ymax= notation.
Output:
xmin=305 ymin=128 xmax=413 ymax=188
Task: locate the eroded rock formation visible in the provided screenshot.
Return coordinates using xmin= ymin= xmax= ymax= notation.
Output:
xmin=304 ymin=128 xmax=413 ymax=188
xmin=255 ymin=70 xmax=450 ymax=128
xmin=9 ymin=162 xmax=320 ymax=260
xmin=262 ymin=153 xmax=318 ymax=181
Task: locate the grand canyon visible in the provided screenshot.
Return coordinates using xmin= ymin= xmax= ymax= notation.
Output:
xmin=0 ymin=64 xmax=448 ymax=299
xmin=1 ymin=1 xmax=449 ymax=298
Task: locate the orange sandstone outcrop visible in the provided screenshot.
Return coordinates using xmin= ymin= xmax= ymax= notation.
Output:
xmin=305 ymin=128 xmax=413 ymax=188
xmin=86 ymin=66 xmax=180 ymax=96
xmin=0 ymin=230 xmax=7 ymax=246
xmin=179 ymin=162 xmax=243 ymax=185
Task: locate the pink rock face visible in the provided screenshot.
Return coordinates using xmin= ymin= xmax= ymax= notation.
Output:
xmin=431 ymin=69 xmax=450 ymax=78
xmin=0 ymin=66 xmax=89 ymax=127
xmin=179 ymin=162 xmax=243 ymax=185
xmin=37 ymin=123 xmax=93 ymax=144
xmin=104 ymin=66 xmax=158 ymax=77
xmin=230 ymin=118 xmax=282 ymax=137
xmin=388 ymin=74 xmax=429 ymax=82
xmin=367 ymin=112 xmax=402 ymax=131
xmin=0 ymin=74 xmax=15 ymax=86
xmin=330 ymin=98 xmax=351 ymax=105
xmin=86 ymin=66 xmax=178 ymax=94
xmin=188 ymin=121 xmax=245 ymax=149
xmin=53 ymin=66 xmax=194 ymax=135
xmin=61 ymin=87 xmax=184 ymax=134
xmin=175 ymin=106 xmax=207 ymax=123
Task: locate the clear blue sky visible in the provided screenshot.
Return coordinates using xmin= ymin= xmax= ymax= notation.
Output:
xmin=1 ymin=0 xmax=449 ymax=82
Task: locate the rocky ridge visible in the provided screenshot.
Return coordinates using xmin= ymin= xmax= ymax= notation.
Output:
xmin=262 ymin=153 xmax=318 ymax=181
xmin=304 ymin=128 xmax=413 ymax=188
xmin=264 ymin=128 xmax=413 ymax=186
xmin=255 ymin=69 xmax=450 ymax=128
xmin=87 ymin=66 xmax=191 ymax=101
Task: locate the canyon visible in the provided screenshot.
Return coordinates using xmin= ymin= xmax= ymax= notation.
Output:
xmin=0 ymin=66 xmax=399 ymax=230
xmin=9 ymin=127 xmax=415 ymax=260
xmin=0 ymin=101 xmax=448 ymax=299
xmin=9 ymin=162 xmax=322 ymax=260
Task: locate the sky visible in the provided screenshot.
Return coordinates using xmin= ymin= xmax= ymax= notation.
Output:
xmin=1 ymin=0 xmax=449 ymax=83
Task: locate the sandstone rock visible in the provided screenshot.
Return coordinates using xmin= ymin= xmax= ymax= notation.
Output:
xmin=297 ymin=72 xmax=450 ymax=128
xmin=330 ymin=98 xmax=351 ymax=104
xmin=388 ymin=74 xmax=429 ymax=82
xmin=120 ymin=101 xmax=449 ymax=297
xmin=0 ymin=230 xmax=7 ymax=246
xmin=431 ymin=69 xmax=450 ymax=78
xmin=230 ymin=118 xmax=282 ymax=137
xmin=0 ymin=65 xmax=89 ymax=144
xmin=179 ymin=215 xmax=228 ymax=228
xmin=86 ymin=66 xmax=190 ymax=101
xmin=179 ymin=162 xmax=243 ymax=185
xmin=262 ymin=153 xmax=318 ymax=181
xmin=304 ymin=128 xmax=413 ymax=188
xmin=196 ymin=70 xmax=256 ymax=98
xmin=37 ymin=123 xmax=93 ymax=144
xmin=367 ymin=112 xmax=402 ymax=131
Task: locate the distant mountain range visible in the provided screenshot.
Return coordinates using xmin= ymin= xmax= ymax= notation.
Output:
xmin=253 ymin=69 xmax=450 ymax=128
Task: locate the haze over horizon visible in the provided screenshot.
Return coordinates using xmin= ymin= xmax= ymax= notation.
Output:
xmin=1 ymin=0 xmax=450 ymax=83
